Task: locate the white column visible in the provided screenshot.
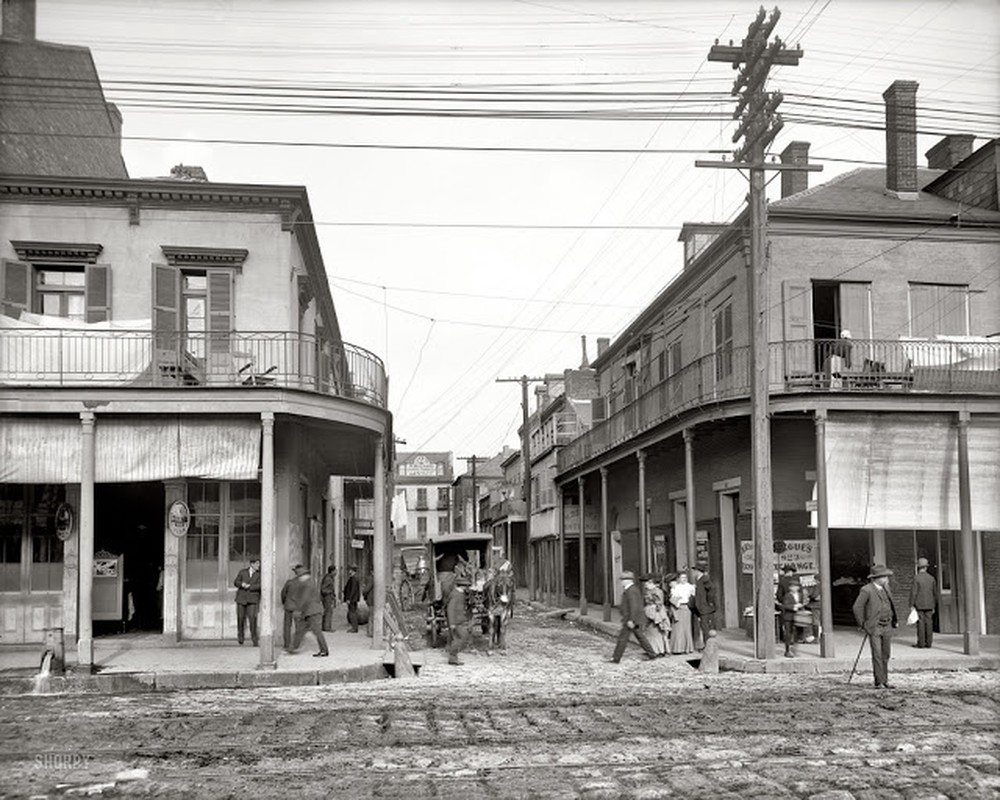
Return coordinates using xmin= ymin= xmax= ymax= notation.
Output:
xmin=162 ymin=480 xmax=185 ymax=642
xmin=372 ymin=435 xmax=386 ymax=649
xmin=77 ymin=412 xmax=96 ymax=669
xmin=258 ymin=412 xmax=276 ymax=669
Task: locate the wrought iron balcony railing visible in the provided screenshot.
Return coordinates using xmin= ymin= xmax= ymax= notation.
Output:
xmin=0 ymin=327 xmax=387 ymax=408
xmin=558 ymin=338 xmax=1000 ymax=472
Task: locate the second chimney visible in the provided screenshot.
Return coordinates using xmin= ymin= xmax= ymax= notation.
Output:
xmin=780 ymin=141 xmax=810 ymax=198
xmin=883 ymin=80 xmax=919 ymax=198
xmin=596 ymin=337 xmax=610 ymax=358
xmin=1 ymin=0 xmax=37 ymax=41
xmin=926 ymin=134 xmax=975 ymax=170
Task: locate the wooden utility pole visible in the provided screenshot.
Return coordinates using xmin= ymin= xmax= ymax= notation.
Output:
xmin=458 ymin=455 xmax=485 ymax=531
xmin=497 ymin=375 xmax=546 ymax=600
xmin=698 ymin=6 xmax=821 ymax=660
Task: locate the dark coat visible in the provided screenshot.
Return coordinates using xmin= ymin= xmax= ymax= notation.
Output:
xmin=320 ymin=571 xmax=337 ymax=597
xmin=853 ymin=582 xmax=898 ymax=634
xmin=694 ymin=574 xmax=717 ymax=617
xmin=781 ymin=589 xmax=806 ymax=623
xmin=343 ymin=574 xmax=360 ymax=604
xmin=233 ymin=567 xmax=261 ymax=605
xmin=446 ymin=586 xmax=469 ymax=628
xmin=619 ymin=582 xmax=647 ymax=627
xmin=295 ymin=576 xmax=324 ymax=617
xmin=908 ymin=572 xmax=939 ymax=611
xmin=280 ymin=577 xmax=299 ymax=611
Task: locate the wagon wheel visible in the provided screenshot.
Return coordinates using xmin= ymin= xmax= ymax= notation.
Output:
xmin=399 ymin=579 xmax=415 ymax=612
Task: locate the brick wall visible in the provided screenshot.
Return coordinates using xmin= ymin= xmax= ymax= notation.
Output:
xmin=885 ymin=531 xmax=915 ymax=618
xmin=983 ymin=533 xmax=1000 ymax=635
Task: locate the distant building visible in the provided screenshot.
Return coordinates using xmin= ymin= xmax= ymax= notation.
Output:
xmin=394 ymin=452 xmax=453 ymax=542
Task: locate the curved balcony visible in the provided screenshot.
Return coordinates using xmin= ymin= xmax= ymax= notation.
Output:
xmin=558 ymin=338 xmax=1000 ymax=473
xmin=0 ymin=326 xmax=387 ymax=408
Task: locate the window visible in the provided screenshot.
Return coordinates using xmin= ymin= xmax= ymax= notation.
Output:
xmin=3 ymin=243 xmax=109 ymax=322
xmin=713 ymin=301 xmax=733 ymax=380
xmin=416 ymin=488 xmax=428 ymax=509
xmin=0 ymin=487 xmax=25 ymax=593
xmin=185 ymin=483 xmax=221 ymax=590
xmin=437 ymin=487 xmax=449 ymax=508
xmin=438 ymin=515 xmax=449 ymax=534
xmin=909 ymin=283 xmax=969 ymax=337
xmin=182 ymin=272 xmax=208 ymax=359
xmin=30 ymin=485 xmax=64 ymax=592
xmin=228 ymin=482 xmax=261 ymax=563
xmin=0 ymin=485 xmax=65 ymax=593
xmin=417 ymin=516 xmax=427 ymax=535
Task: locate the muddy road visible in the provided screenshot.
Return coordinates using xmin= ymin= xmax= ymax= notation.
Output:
xmin=2 ymin=606 xmax=997 ymax=799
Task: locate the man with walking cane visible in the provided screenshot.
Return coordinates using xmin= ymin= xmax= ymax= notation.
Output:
xmin=852 ymin=564 xmax=898 ymax=689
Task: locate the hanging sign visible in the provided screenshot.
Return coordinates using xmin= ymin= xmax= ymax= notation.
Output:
xmin=351 ymin=538 xmax=365 ymax=549
xmin=55 ymin=502 xmax=74 ymax=541
xmin=168 ymin=500 xmax=191 ymax=538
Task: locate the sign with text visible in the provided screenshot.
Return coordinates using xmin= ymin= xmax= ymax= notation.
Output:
xmin=741 ymin=539 xmax=817 ymax=574
xmin=563 ymin=505 xmax=602 ymax=534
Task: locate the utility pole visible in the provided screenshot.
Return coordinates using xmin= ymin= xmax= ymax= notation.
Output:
xmin=497 ymin=375 xmax=546 ymax=601
xmin=698 ymin=6 xmax=821 ymax=660
xmin=457 ymin=455 xmax=485 ymax=532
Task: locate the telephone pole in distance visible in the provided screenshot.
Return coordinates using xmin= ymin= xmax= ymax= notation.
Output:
xmin=457 ymin=455 xmax=486 ymax=532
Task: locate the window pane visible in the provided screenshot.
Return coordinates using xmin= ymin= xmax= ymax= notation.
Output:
xmin=41 ymin=294 xmax=61 ymax=316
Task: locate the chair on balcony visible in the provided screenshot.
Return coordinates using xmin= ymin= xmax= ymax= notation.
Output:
xmin=237 ymin=359 xmax=277 ymax=386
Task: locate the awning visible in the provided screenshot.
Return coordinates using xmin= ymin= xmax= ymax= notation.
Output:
xmin=0 ymin=416 xmax=260 ymax=483
xmin=824 ymin=413 xmax=1000 ymax=531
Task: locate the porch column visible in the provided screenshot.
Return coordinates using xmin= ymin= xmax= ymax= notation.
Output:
xmin=957 ymin=411 xmax=979 ymax=656
xmin=578 ymin=476 xmax=587 ymax=616
xmin=258 ymin=412 xmax=276 ymax=669
xmin=162 ymin=480 xmax=185 ymax=642
xmin=557 ymin=486 xmax=565 ymax=604
xmin=814 ymin=410 xmax=835 ymax=658
xmin=372 ymin=434 xmax=387 ymax=649
xmin=77 ymin=411 xmax=95 ymax=670
xmin=330 ymin=477 xmax=344 ymax=597
xmin=601 ymin=467 xmax=611 ymax=622
xmin=683 ymin=428 xmax=697 ymax=568
xmin=637 ymin=450 xmax=647 ymax=575
xmin=61 ymin=485 xmax=81 ymax=644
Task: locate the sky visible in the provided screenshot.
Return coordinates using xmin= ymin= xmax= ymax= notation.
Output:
xmin=36 ymin=0 xmax=1000 ymax=463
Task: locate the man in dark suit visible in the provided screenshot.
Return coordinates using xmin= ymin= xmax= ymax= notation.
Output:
xmin=320 ymin=565 xmax=337 ymax=632
xmin=289 ymin=565 xmax=329 ymax=657
xmin=233 ymin=557 xmax=261 ymax=646
xmin=611 ymin=571 xmax=659 ymax=663
xmin=280 ymin=566 xmax=301 ymax=651
xmin=445 ymin=573 xmax=472 ymax=666
xmin=692 ymin=562 xmax=718 ymax=647
xmin=853 ymin=564 xmax=899 ymax=689
xmin=342 ymin=564 xmax=360 ymax=633
xmin=908 ymin=557 xmax=939 ymax=649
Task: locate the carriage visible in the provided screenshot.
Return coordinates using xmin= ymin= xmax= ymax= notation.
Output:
xmin=422 ymin=532 xmax=497 ymax=647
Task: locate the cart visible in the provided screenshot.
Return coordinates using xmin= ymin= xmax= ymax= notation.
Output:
xmin=423 ymin=532 xmax=495 ymax=646
xmin=395 ymin=545 xmax=430 ymax=611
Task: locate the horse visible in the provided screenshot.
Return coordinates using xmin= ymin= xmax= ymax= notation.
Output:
xmin=483 ymin=567 xmax=516 ymax=653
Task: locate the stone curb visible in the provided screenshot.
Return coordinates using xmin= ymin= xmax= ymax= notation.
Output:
xmin=0 ymin=663 xmax=388 ymax=696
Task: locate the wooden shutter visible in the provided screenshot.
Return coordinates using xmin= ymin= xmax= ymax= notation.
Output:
xmin=838 ymin=282 xmax=872 ymax=341
xmin=85 ymin=264 xmax=111 ymax=323
xmin=152 ymin=263 xmax=180 ymax=361
xmin=1 ymin=259 xmax=31 ymax=319
xmin=206 ymin=269 xmax=233 ymax=355
xmin=591 ymin=396 xmax=607 ymax=422
xmin=781 ymin=280 xmax=813 ymax=376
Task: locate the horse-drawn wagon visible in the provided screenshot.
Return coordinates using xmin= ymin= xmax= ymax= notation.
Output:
xmin=422 ymin=532 xmax=496 ymax=646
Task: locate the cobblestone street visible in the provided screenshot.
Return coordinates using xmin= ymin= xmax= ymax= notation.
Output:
xmin=2 ymin=605 xmax=997 ymax=799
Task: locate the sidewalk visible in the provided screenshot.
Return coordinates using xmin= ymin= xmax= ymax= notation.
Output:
xmin=546 ymin=602 xmax=1000 ymax=674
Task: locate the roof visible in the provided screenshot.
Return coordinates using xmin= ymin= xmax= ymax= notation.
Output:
xmin=771 ymin=167 xmax=1000 ymax=224
xmin=0 ymin=38 xmax=128 ymax=178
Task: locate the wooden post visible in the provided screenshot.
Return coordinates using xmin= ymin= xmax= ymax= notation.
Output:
xmin=957 ymin=411 xmax=979 ymax=656
xmin=637 ymin=450 xmax=647 ymax=575
xmin=601 ymin=467 xmax=611 ymax=621
xmin=373 ymin=434 xmax=387 ymax=650
xmin=258 ymin=412 xmax=276 ymax=669
xmin=578 ymin=475 xmax=587 ymax=616
xmin=683 ymin=429 xmax=697 ymax=569
xmin=814 ymin=410 xmax=835 ymax=658
xmin=77 ymin=411 xmax=95 ymax=669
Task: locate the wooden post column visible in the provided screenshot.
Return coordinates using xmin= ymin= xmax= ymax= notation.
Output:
xmin=372 ymin=434 xmax=387 ymax=649
xmin=578 ymin=476 xmax=587 ymax=616
xmin=957 ymin=411 xmax=980 ymax=656
xmin=601 ymin=467 xmax=611 ymax=621
xmin=258 ymin=412 xmax=276 ymax=669
xmin=77 ymin=411 xmax=96 ymax=670
xmin=814 ymin=410 xmax=835 ymax=658
xmin=637 ymin=450 xmax=648 ymax=575
xmin=683 ymin=429 xmax=697 ymax=568
xmin=162 ymin=480 xmax=186 ymax=643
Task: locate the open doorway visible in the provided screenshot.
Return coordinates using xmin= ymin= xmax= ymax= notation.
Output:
xmin=94 ymin=482 xmax=165 ymax=635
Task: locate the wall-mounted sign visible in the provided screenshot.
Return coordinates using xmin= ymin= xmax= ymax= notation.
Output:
xmin=94 ymin=557 xmax=118 ymax=578
xmin=55 ymin=502 xmax=74 ymax=541
xmin=168 ymin=500 xmax=191 ymax=538
xmin=350 ymin=538 xmax=365 ymax=549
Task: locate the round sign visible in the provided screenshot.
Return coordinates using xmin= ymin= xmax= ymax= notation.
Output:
xmin=168 ymin=500 xmax=191 ymax=538
xmin=55 ymin=502 xmax=74 ymax=541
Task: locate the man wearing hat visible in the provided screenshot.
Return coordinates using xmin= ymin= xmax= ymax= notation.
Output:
xmin=445 ymin=571 xmax=473 ymax=666
xmin=233 ymin=557 xmax=261 ymax=646
xmin=853 ymin=564 xmax=898 ymax=688
xmin=342 ymin=564 xmax=360 ymax=633
xmin=691 ymin=562 xmax=717 ymax=649
xmin=908 ymin=557 xmax=940 ymax=649
xmin=611 ymin=570 xmax=659 ymax=663
xmin=289 ymin=565 xmax=329 ymax=657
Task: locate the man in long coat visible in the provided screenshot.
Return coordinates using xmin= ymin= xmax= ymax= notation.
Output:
xmin=342 ymin=564 xmax=361 ymax=633
xmin=233 ymin=557 xmax=261 ymax=646
xmin=908 ymin=557 xmax=939 ymax=649
xmin=289 ymin=565 xmax=329 ymax=657
xmin=611 ymin=571 xmax=659 ymax=663
xmin=445 ymin=573 xmax=472 ymax=666
xmin=692 ymin=562 xmax=718 ymax=647
xmin=853 ymin=564 xmax=898 ymax=689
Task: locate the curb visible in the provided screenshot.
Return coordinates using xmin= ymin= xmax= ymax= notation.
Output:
xmin=0 ymin=663 xmax=388 ymax=696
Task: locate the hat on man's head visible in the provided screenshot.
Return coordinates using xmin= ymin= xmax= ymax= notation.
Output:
xmin=293 ymin=564 xmax=308 ymax=576
xmin=695 ymin=561 xmax=708 ymax=571
xmin=916 ymin=557 xmax=929 ymax=568
xmin=620 ymin=570 xmax=635 ymax=582
xmin=348 ymin=564 xmax=358 ymax=572
xmin=455 ymin=573 xmax=472 ymax=586
xmin=868 ymin=564 xmax=893 ymax=579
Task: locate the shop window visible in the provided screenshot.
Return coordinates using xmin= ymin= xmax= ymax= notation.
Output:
xmin=228 ymin=482 xmax=261 ymax=562
xmin=30 ymin=485 xmax=64 ymax=592
xmin=186 ymin=483 xmax=221 ymax=590
xmin=0 ymin=488 xmax=24 ymax=592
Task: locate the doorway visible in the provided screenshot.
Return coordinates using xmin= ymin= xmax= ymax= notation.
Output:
xmin=829 ymin=529 xmax=872 ymax=625
xmin=94 ymin=482 xmax=165 ymax=635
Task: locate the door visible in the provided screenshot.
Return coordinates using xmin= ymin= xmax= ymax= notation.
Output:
xmin=915 ymin=530 xmax=958 ymax=632
xmin=719 ymin=491 xmax=740 ymax=628
xmin=181 ymin=481 xmax=261 ymax=640
xmin=782 ymin=281 xmax=813 ymax=380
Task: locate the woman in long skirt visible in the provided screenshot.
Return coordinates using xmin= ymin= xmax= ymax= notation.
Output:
xmin=643 ymin=576 xmax=670 ymax=654
xmin=669 ymin=573 xmax=696 ymax=654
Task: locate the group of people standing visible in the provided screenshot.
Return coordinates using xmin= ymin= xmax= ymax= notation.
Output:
xmin=612 ymin=562 xmax=717 ymax=663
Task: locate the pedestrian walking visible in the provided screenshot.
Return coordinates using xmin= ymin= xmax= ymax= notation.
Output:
xmin=446 ymin=572 xmax=473 ymax=666
xmin=320 ymin=565 xmax=337 ymax=632
xmin=668 ymin=572 xmax=696 ymax=654
xmin=280 ymin=566 xmax=300 ymax=649
xmin=908 ymin=557 xmax=939 ymax=648
xmin=343 ymin=564 xmax=360 ymax=632
xmin=852 ymin=564 xmax=899 ymax=689
xmin=611 ymin=571 xmax=660 ymax=663
xmin=692 ymin=562 xmax=718 ymax=648
xmin=233 ymin=557 xmax=261 ymax=646
xmin=289 ymin=565 xmax=329 ymax=657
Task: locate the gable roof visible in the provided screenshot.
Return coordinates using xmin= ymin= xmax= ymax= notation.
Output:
xmin=0 ymin=38 xmax=128 ymax=178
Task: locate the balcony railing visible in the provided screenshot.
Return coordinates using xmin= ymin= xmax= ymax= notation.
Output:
xmin=0 ymin=327 xmax=387 ymax=408
xmin=558 ymin=338 xmax=1000 ymax=472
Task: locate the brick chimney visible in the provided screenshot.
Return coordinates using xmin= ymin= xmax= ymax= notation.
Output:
xmin=926 ymin=135 xmax=975 ymax=170
xmin=580 ymin=335 xmax=589 ymax=369
xmin=596 ymin=337 xmax=610 ymax=358
xmin=1 ymin=0 xmax=36 ymax=40
xmin=779 ymin=141 xmax=810 ymax=198
xmin=883 ymin=80 xmax=919 ymax=198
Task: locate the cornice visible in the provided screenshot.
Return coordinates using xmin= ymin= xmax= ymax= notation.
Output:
xmin=161 ymin=245 xmax=249 ymax=268
xmin=12 ymin=240 xmax=103 ymax=263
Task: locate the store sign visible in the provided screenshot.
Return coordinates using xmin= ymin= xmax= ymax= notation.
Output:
xmin=55 ymin=502 xmax=74 ymax=541
xmin=399 ymin=454 xmax=444 ymax=478
xmin=168 ymin=500 xmax=191 ymax=538
xmin=741 ymin=539 xmax=817 ymax=574
xmin=350 ymin=538 xmax=365 ymax=549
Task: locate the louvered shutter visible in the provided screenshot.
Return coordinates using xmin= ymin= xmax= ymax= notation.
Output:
xmin=908 ymin=284 xmax=934 ymax=337
xmin=781 ymin=280 xmax=813 ymax=376
xmin=1 ymin=259 xmax=31 ymax=319
xmin=207 ymin=270 xmax=233 ymax=355
xmin=152 ymin=263 xmax=180 ymax=362
xmin=85 ymin=264 xmax=111 ymax=323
